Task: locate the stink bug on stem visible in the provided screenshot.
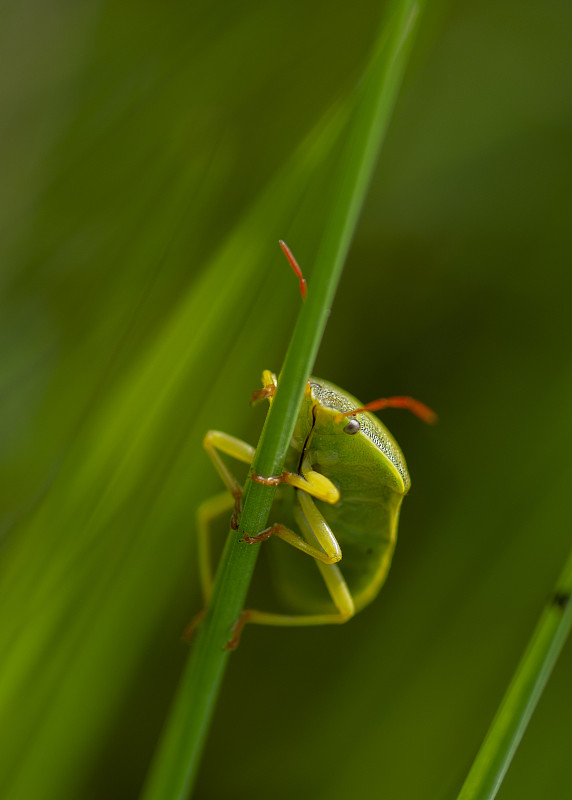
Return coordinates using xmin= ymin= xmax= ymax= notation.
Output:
xmin=194 ymin=243 xmax=435 ymax=647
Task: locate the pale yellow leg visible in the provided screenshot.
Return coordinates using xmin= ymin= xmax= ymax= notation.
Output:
xmin=261 ymin=370 xmax=277 ymax=392
xmin=203 ymin=430 xmax=256 ymax=500
xmin=248 ymin=560 xmax=354 ymax=626
xmin=184 ymin=490 xmax=235 ymax=642
xmin=226 ymin=490 xmax=355 ymax=647
xmin=200 ymin=426 xmax=355 ymax=649
xmin=244 ymin=478 xmax=342 ymax=563
xmin=244 ymin=522 xmax=340 ymax=564
xmin=226 ymin=562 xmax=354 ymax=648
xmin=196 ymin=491 xmax=235 ymax=602
xmin=204 ymin=429 xmax=339 ymax=505
xmin=280 ymin=469 xmax=340 ymax=504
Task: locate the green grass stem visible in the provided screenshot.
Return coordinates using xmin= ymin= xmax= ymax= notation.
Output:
xmin=140 ymin=3 xmax=422 ymax=798
xmin=456 ymin=549 xmax=572 ymax=800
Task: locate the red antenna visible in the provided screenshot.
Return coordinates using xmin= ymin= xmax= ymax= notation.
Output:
xmin=336 ymin=396 xmax=438 ymax=425
xmin=279 ymin=240 xmax=307 ymax=301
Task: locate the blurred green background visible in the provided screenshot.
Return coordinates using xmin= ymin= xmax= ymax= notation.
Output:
xmin=1 ymin=1 xmax=571 ymax=798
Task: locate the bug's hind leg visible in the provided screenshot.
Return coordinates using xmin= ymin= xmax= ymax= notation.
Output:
xmin=196 ymin=491 xmax=236 ymax=603
xmin=226 ymin=492 xmax=355 ymax=648
xmin=183 ymin=490 xmax=235 ymax=642
xmin=225 ymin=570 xmax=355 ymax=650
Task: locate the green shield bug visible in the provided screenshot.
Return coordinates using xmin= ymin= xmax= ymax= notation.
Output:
xmin=195 ymin=243 xmax=435 ymax=646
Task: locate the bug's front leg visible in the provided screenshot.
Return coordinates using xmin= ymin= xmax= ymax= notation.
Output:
xmin=203 ymin=430 xmax=258 ymax=525
xmin=251 ymin=466 xmax=340 ymax=505
xmin=250 ymin=370 xmax=278 ymax=405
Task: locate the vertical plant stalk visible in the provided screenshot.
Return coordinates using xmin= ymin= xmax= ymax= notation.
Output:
xmin=141 ymin=3 xmax=422 ymax=799
xmin=456 ymin=549 xmax=572 ymax=800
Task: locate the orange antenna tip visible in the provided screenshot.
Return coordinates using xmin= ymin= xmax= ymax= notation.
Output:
xmin=279 ymin=240 xmax=307 ymax=301
xmin=336 ymin=396 xmax=437 ymax=425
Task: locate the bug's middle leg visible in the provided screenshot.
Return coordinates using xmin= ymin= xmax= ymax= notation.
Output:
xmin=243 ymin=486 xmax=343 ymax=565
xmin=294 ymin=490 xmax=355 ymax=621
xmin=227 ymin=491 xmax=355 ymax=647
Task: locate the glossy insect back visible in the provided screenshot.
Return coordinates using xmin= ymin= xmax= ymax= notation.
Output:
xmin=309 ymin=378 xmax=410 ymax=493
xmin=273 ymin=375 xmax=410 ymax=617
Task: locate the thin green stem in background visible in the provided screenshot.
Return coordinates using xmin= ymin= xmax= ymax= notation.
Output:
xmin=456 ymin=549 xmax=572 ymax=800
xmin=141 ymin=2 xmax=422 ymax=799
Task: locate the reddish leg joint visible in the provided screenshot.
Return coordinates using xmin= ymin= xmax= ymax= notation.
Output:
xmin=230 ymin=489 xmax=242 ymax=530
xmin=250 ymin=472 xmax=284 ymax=486
xmin=242 ymin=525 xmax=275 ymax=545
xmin=182 ymin=609 xmax=205 ymax=643
xmin=251 ymin=384 xmax=276 ymax=405
xmin=225 ymin=610 xmax=252 ymax=650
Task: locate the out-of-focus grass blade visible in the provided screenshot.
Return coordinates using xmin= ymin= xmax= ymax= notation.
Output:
xmin=456 ymin=551 xmax=572 ymax=800
xmin=0 ymin=93 xmax=346 ymax=800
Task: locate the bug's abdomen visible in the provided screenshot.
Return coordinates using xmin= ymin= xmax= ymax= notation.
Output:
xmin=319 ymin=492 xmax=402 ymax=611
xmin=266 ymin=488 xmax=403 ymax=616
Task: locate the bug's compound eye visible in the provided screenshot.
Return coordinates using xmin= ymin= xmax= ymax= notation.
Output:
xmin=343 ymin=417 xmax=361 ymax=435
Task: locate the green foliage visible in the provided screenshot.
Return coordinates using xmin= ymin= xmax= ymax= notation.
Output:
xmin=142 ymin=6 xmax=420 ymax=797
xmin=1 ymin=1 xmax=571 ymax=799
